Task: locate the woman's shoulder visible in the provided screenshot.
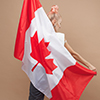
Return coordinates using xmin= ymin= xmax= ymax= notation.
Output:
xmin=56 ymin=32 xmax=65 ymax=45
xmin=56 ymin=32 xmax=65 ymax=37
xmin=56 ymin=32 xmax=67 ymax=44
xmin=56 ymin=32 xmax=64 ymax=35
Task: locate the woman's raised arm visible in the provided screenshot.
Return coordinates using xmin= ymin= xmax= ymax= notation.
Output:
xmin=64 ymin=40 xmax=97 ymax=72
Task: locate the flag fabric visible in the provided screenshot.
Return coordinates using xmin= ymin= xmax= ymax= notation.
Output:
xmin=14 ymin=0 xmax=97 ymax=100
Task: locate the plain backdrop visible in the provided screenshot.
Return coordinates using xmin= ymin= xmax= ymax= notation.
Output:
xmin=0 ymin=0 xmax=100 ymax=100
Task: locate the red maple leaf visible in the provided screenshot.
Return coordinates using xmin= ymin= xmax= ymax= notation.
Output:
xmin=30 ymin=31 xmax=57 ymax=74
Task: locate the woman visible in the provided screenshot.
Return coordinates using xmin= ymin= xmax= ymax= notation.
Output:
xmin=47 ymin=5 xmax=97 ymax=72
xmin=29 ymin=5 xmax=97 ymax=100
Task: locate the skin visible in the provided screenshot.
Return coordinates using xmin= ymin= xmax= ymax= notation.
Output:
xmin=52 ymin=18 xmax=97 ymax=72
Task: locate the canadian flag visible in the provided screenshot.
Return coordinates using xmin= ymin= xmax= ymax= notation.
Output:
xmin=14 ymin=0 xmax=96 ymax=100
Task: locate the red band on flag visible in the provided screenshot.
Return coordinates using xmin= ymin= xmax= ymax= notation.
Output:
xmin=50 ymin=62 xmax=96 ymax=100
xmin=14 ymin=0 xmax=42 ymax=60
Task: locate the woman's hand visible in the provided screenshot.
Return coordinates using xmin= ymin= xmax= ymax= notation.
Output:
xmin=88 ymin=64 xmax=97 ymax=72
xmin=64 ymin=41 xmax=97 ymax=73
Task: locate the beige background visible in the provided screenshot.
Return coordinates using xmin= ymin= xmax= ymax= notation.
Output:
xmin=0 ymin=0 xmax=100 ymax=100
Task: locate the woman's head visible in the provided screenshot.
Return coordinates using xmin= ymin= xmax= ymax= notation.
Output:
xmin=47 ymin=5 xmax=62 ymax=32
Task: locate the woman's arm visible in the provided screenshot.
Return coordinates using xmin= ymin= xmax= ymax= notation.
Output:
xmin=64 ymin=41 xmax=97 ymax=72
